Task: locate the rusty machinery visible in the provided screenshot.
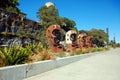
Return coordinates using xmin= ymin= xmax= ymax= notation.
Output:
xmin=46 ymin=24 xmax=64 ymax=52
xmin=77 ymin=33 xmax=94 ymax=48
xmin=77 ymin=33 xmax=87 ymax=48
xmin=86 ymin=36 xmax=93 ymax=48
xmin=65 ymin=30 xmax=77 ymax=52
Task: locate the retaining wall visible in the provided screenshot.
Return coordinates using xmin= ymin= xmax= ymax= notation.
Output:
xmin=0 ymin=52 xmax=99 ymax=80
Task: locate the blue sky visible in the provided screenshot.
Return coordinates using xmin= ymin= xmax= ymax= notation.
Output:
xmin=18 ymin=0 xmax=120 ymax=43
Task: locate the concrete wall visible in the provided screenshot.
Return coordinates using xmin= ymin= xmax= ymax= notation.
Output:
xmin=0 ymin=52 xmax=98 ymax=80
xmin=0 ymin=64 xmax=27 ymax=80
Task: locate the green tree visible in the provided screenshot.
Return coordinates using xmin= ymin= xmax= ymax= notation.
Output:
xmin=79 ymin=30 xmax=88 ymax=34
xmin=0 ymin=0 xmax=19 ymax=8
xmin=37 ymin=6 xmax=59 ymax=28
xmin=0 ymin=0 xmax=22 ymax=13
xmin=37 ymin=3 xmax=77 ymax=45
xmin=37 ymin=5 xmax=76 ymax=31
xmin=116 ymin=43 xmax=120 ymax=47
xmin=61 ymin=17 xmax=76 ymax=31
xmin=89 ymin=29 xmax=108 ymax=47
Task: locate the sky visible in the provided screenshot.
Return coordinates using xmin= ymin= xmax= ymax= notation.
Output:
xmin=18 ymin=0 xmax=120 ymax=43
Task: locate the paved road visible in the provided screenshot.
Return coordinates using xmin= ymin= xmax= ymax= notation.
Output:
xmin=24 ymin=48 xmax=120 ymax=80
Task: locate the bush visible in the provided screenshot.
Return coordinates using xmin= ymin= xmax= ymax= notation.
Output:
xmin=0 ymin=46 xmax=31 ymax=66
xmin=0 ymin=44 xmax=43 ymax=67
xmin=103 ymin=47 xmax=110 ymax=51
xmin=26 ymin=49 xmax=56 ymax=62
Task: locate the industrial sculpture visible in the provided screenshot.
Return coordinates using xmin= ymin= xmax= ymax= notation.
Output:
xmin=46 ymin=24 xmax=64 ymax=52
xmin=86 ymin=36 xmax=93 ymax=48
xmin=65 ymin=30 xmax=77 ymax=52
xmin=77 ymin=33 xmax=87 ymax=48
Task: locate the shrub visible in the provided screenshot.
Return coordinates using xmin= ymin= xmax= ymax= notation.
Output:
xmin=26 ymin=49 xmax=56 ymax=62
xmin=90 ymin=48 xmax=98 ymax=52
xmin=0 ymin=46 xmax=31 ymax=66
xmin=73 ymin=49 xmax=82 ymax=55
xmin=103 ymin=47 xmax=110 ymax=51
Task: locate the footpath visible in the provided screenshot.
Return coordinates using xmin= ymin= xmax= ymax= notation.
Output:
xmin=24 ymin=48 xmax=120 ymax=80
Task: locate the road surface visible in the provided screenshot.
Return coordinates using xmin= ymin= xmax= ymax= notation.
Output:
xmin=24 ymin=48 xmax=120 ymax=80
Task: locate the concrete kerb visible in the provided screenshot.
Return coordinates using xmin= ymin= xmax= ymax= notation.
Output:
xmin=0 ymin=64 xmax=27 ymax=80
xmin=0 ymin=51 xmax=101 ymax=80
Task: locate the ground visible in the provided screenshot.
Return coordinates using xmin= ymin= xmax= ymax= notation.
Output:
xmin=24 ymin=48 xmax=120 ymax=80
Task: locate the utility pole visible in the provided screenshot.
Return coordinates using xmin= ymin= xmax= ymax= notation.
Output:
xmin=113 ymin=33 xmax=116 ymax=48
xmin=114 ymin=33 xmax=116 ymax=44
xmin=106 ymin=27 xmax=109 ymax=47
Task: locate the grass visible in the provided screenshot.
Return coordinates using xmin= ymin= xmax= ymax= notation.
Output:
xmin=26 ymin=49 xmax=56 ymax=63
xmin=73 ymin=47 xmax=110 ymax=55
xmin=0 ymin=44 xmax=110 ymax=67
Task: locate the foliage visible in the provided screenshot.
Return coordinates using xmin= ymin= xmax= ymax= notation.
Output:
xmin=54 ymin=52 xmax=68 ymax=58
xmin=6 ymin=6 xmax=20 ymax=14
xmin=37 ymin=27 xmax=48 ymax=49
xmin=0 ymin=46 xmax=30 ymax=66
xmin=37 ymin=6 xmax=59 ymax=27
xmin=37 ymin=5 xmax=76 ymax=31
xmin=0 ymin=43 xmax=55 ymax=67
xmin=27 ymin=49 xmax=56 ymax=62
xmin=0 ymin=44 xmax=39 ymax=67
xmin=25 ymin=43 xmax=55 ymax=62
xmin=61 ymin=17 xmax=76 ymax=31
xmin=109 ymin=40 xmax=116 ymax=47
xmin=89 ymin=29 xmax=108 ymax=47
xmin=0 ymin=0 xmax=24 ymax=14
xmin=0 ymin=0 xmax=19 ymax=8
xmin=0 ymin=42 xmax=110 ymax=67
xmin=73 ymin=47 xmax=109 ymax=55
xmin=116 ymin=43 xmax=120 ymax=47
xmin=79 ymin=30 xmax=88 ymax=34
xmin=79 ymin=29 xmax=108 ymax=47
xmin=73 ymin=49 xmax=84 ymax=55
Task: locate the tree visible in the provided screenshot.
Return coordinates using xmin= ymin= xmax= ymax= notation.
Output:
xmin=37 ymin=5 xmax=76 ymax=31
xmin=88 ymin=29 xmax=108 ymax=47
xmin=0 ymin=0 xmax=22 ymax=13
xmin=37 ymin=5 xmax=59 ymax=28
xmin=116 ymin=43 xmax=120 ymax=47
xmin=60 ymin=17 xmax=76 ymax=31
xmin=79 ymin=30 xmax=88 ymax=34
xmin=0 ymin=0 xmax=19 ymax=8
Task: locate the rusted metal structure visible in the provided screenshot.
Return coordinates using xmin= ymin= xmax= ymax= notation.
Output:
xmin=46 ymin=24 xmax=64 ymax=52
xmin=65 ymin=30 xmax=77 ymax=52
xmin=86 ymin=36 xmax=93 ymax=48
xmin=77 ymin=33 xmax=87 ymax=48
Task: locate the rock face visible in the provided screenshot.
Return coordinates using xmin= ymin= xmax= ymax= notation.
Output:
xmin=0 ymin=8 xmax=42 ymax=47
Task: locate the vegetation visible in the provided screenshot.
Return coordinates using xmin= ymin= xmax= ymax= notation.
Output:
xmin=0 ymin=43 xmax=110 ymax=67
xmin=79 ymin=29 xmax=108 ymax=47
xmin=0 ymin=44 xmax=35 ymax=66
xmin=0 ymin=0 xmax=23 ymax=14
xmin=0 ymin=44 xmax=55 ymax=67
xmin=116 ymin=43 xmax=120 ymax=47
xmin=37 ymin=4 xmax=77 ymax=47
xmin=37 ymin=5 xmax=76 ymax=31
xmin=0 ymin=1 xmax=112 ymax=68
xmin=73 ymin=47 xmax=109 ymax=55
